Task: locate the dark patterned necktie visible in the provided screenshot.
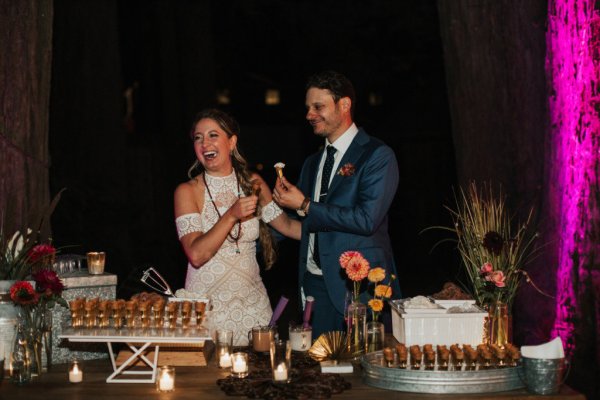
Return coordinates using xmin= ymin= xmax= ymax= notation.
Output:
xmin=314 ymin=145 xmax=336 ymax=268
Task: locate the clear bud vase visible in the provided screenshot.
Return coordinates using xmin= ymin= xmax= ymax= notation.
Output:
xmin=10 ymin=323 xmax=31 ymax=385
xmin=366 ymin=321 xmax=385 ymax=353
xmin=489 ymin=301 xmax=509 ymax=347
xmin=26 ymin=327 xmax=43 ymax=377
xmin=346 ymin=301 xmax=366 ymax=358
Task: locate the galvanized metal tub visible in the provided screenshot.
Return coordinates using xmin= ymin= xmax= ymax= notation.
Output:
xmin=361 ymin=351 xmax=525 ymax=394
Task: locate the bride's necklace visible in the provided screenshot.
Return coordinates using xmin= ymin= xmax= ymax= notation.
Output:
xmin=202 ymin=172 xmax=242 ymax=253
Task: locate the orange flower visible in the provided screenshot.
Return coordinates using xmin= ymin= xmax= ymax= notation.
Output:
xmin=339 ymin=251 xmax=363 ymax=269
xmin=368 ymin=299 xmax=384 ymax=312
xmin=374 ymin=284 xmax=392 ymax=298
xmin=368 ymin=267 xmax=386 ymax=283
xmin=345 ymin=255 xmax=370 ymax=281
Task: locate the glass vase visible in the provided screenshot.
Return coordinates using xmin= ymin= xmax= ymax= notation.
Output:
xmin=10 ymin=323 xmax=31 ymax=385
xmin=489 ymin=301 xmax=510 ymax=347
xmin=26 ymin=328 xmax=43 ymax=377
xmin=366 ymin=321 xmax=385 ymax=353
xmin=41 ymin=309 xmax=53 ymax=371
xmin=345 ymin=301 xmax=366 ymax=357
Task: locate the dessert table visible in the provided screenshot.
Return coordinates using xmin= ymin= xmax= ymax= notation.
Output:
xmin=0 ymin=357 xmax=585 ymax=400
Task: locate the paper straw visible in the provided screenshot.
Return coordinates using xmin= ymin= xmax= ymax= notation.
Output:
xmin=268 ymin=296 xmax=289 ymax=327
xmin=303 ymin=296 xmax=314 ymax=328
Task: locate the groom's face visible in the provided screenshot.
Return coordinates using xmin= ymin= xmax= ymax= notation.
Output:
xmin=305 ymin=87 xmax=345 ymax=140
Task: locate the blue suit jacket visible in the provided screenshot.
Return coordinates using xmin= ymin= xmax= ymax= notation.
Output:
xmin=297 ymin=128 xmax=400 ymax=315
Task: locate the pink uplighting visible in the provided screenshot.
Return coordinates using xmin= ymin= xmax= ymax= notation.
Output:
xmin=547 ymin=0 xmax=600 ymax=357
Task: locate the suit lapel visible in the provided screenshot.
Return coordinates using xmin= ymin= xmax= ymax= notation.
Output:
xmin=327 ymin=129 xmax=369 ymax=198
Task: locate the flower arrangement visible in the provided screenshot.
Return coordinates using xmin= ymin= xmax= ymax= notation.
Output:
xmin=337 ymin=163 xmax=356 ymax=177
xmin=433 ymin=182 xmax=540 ymax=309
xmin=10 ymin=268 xmax=67 ymax=331
xmin=10 ymin=268 xmax=67 ymax=374
xmin=366 ymin=267 xmax=395 ymax=321
xmin=339 ymin=251 xmax=370 ymax=301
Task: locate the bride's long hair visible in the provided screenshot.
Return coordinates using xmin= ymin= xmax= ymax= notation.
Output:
xmin=187 ymin=108 xmax=277 ymax=269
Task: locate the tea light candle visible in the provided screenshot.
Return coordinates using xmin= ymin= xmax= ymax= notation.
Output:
xmin=159 ymin=373 xmax=174 ymax=391
xmin=219 ymin=352 xmax=232 ymax=368
xmin=232 ymin=356 xmax=247 ymax=373
xmin=69 ymin=360 xmax=83 ymax=383
xmin=273 ymin=363 xmax=288 ymax=381
xmin=230 ymin=352 xmax=248 ymax=378
xmin=156 ymin=366 xmax=175 ymax=392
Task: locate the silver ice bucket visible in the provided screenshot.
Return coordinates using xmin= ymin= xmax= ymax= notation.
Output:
xmin=522 ymin=357 xmax=566 ymax=395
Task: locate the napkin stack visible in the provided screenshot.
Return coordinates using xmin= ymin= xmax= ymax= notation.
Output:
xmin=521 ymin=336 xmax=565 ymax=359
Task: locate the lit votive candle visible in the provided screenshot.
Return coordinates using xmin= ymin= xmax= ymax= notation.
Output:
xmin=156 ymin=365 xmax=175 ymax=392
xmin=231 ymin=352 xmax=248 ymax=378
xmin=69 ymin=360 xmax=83 ymax=383
xmin=219 ymin=352 xmax=232 ymax=368
xmin=273 ymin=363 xmax=288 ymax=381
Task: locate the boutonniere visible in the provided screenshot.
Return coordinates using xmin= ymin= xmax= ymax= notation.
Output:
xmin=337 ymin=162 xmax=356 ymax=177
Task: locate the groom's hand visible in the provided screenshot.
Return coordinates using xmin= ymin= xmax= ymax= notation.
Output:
xmin=273 ymin=177 xmax=305 ymax=210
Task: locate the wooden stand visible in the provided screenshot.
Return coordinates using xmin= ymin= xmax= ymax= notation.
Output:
xmin=116 ymin=343 xmax=208 ymax=367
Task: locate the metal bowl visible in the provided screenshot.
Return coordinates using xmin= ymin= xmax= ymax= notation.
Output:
xmin=361 ymin=351 xmax=525 ymax=394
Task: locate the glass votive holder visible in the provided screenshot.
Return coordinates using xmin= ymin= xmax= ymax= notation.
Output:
xmin=156 ymin=365 xmax=175 ymax=392
xmin=86 ymin=251 xmax=106 ymax=275
xmin=230 ymin=352 xmax=249 ymax=378
xmin=289 ymin=324 xmax=312 ymax=352
xmin=270 ymin=339 xmax=291 ymax=383
xmin=69 ymin=360 xmax=83 ymax=383
xmin=216 ymin=329 xmax=233 ymax=368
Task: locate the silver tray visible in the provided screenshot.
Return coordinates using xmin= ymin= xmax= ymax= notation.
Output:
xmin=361 ymin=351 xmax=525 ymax=394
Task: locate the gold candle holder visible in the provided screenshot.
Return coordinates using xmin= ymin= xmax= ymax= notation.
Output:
xmin=86 ymin=251 xmax=106 ymax=275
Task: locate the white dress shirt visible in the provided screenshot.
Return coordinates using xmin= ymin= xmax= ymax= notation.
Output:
xmin=306 ymin=123 xmax=358 ymax=275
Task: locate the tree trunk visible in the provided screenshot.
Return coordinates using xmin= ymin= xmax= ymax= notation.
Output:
xmin=0 ymin=0 xmax=53 ymax=235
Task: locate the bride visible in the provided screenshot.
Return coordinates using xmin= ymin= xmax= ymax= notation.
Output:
xmin=174 ymin=108 xmax=300 ymax=345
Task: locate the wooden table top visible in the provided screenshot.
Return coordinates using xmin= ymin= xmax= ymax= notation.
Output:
xmin=0 ymin=356 xmax=585 ymax=400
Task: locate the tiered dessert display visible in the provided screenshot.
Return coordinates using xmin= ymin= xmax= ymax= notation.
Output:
xmin=59 ymin=291 xmax=211 ymax=383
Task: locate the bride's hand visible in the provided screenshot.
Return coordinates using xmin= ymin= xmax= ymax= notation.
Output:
xmin=228 ymin=196 xmax=258 ymax=221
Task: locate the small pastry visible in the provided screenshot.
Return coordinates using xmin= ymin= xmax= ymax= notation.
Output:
xmin=274 ymin=162 xmax=286 ymax=179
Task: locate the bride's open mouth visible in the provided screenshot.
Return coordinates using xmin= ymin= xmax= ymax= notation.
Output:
xmin=203 ymin=151 xmax=217 ymax=160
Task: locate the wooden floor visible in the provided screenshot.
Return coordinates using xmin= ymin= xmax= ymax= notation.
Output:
xmin=0 ymin=356 xmax=585 ymax=400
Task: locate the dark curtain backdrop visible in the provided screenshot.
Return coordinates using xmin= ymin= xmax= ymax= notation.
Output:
xmin=48 ymin=0 xmax=457 ymax=330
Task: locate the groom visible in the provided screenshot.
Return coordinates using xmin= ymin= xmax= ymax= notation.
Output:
xmin=273 ymin=70 xmax=400 ymax=338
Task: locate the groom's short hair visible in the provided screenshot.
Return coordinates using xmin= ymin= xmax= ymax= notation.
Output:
xmin=306 ymin=70 xmax=356 ymax=117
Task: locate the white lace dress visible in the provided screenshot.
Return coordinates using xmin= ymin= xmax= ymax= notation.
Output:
xmin=175 ymin=171 xmax=282 ymax=346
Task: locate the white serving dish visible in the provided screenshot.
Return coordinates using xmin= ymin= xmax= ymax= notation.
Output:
xmin=389 ymin=299 xmax=487 ymax=347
